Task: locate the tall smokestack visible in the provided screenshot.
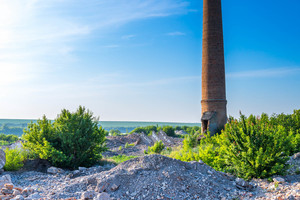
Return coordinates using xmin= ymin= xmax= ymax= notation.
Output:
xmin=201 ymin=0 xmax=227 ymax=135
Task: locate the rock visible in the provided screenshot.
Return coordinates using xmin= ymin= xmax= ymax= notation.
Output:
xmin=0 ymin=149 xmax=5 ymax=169
xmin=47 ymin=166 xmax=59 ymax=174
xmin=13 ymin=189 xmax=21 ymax=196
xmin=81 ymin=190 xmax=97 ymax=200
xmin=79 ymin=167 xmax=87 ymax=171
xmin=0 ymin=194 xmax=10 ymax=200
xmin=0 ymin=174 xmax=12 ymax=189
xmin=47 ymin=166 xmax=64 ymax=174
xmin=73 ymin=170 xmax=81 ymax=176
xmin=293 ymin=152 xmax=300 ymax=159
xmin=21 ymin=187 xmax=34 ymax=197
xmin=110 ymin=184 xmax=119 ymax=191
xmin=14 ymin=187 xmax=23 ymax=192
xmin=11 ymin=195 xmax=25 ymax=200
xmin=4 ymin=183 xmax=14 ymax=190
xmin=1 ymin=187 xmax=13 ymax=195
xmin=94 ymin=192 xmax=111 ymax=200
xmin=287 ymin=195 xmax=295 ymax=200
xmin=235 ymin=178 xmax=250 ymax=188
xmin=175 ymin=130 xmax=188 ymax=135
xmin=273 ymin=177 xmax=285 ymax=183
xmin=150 ymin=130 xmax=174 ymax=146
xmin=198 ymin=160 xmax=204 ymax=164
xmin=27 ymin=192 xmax=42 ymax=199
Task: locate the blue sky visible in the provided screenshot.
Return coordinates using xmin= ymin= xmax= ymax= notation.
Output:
xmin=0 ymin=0 xmax=299 ymax=122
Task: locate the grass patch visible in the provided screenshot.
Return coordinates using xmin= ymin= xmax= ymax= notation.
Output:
xmin=105 ymin=155 xmax=138 ymax=164
xmin=125 ymin=142 xmax=135 ymax=148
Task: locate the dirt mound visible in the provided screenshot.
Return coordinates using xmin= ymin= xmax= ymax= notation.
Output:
xmin=103 ymin=132 xmax=183 ymax=157
xmin=93 ymin=154 xmax=241 ymax=200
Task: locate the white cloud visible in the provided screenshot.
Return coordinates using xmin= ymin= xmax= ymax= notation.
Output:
xmin=0 ymin=0 xmax=193 ymax=119
xmin=122 ymin=35 xmax=136 ymax=40
xmin=102 ymin=45 xmax=120 ymax=48
xmin=0 ymin=0 xmax=191 ymax=83
xmin=167 ymin=31 xmax=186 ymax=36
xmin=227 ymin=67 xmax=300 ymax=78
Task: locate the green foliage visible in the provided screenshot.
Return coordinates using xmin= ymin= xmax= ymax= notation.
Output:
xmin=118 ymin=146 xmax=122 ymax=151
xmin=170 ymin=112 xmax=298 ymax=180
xmin=162 ymin=126 xmax=175 ymax=137
xmin=182 ymin=132 xmax=200 ymax=151
xmin=109 ymin=129 xmax=121 ymax=136
xmin=146 ymin=140 xmax=165 ymax=154
xmin=130 ymin=125 xmax=200 ymax=138
xmin=0 ymin=134 xmax=19 ymax=144
xmin=107 ymin=155 xmax=137 ymax=164
xmin=269 ymin=109 xmax=300 ymax=153
xmin=22 ymin=106 xmax=107 ymax=169
xmin=125 ymin=142 xmax=129 ymax=148
xmin=219 ymin=114 xmax=293 ymax=179
xmin=130 ymin=126 xmax=157 ymax=135
xmin=4 ymin=148 xmax=27 ymax=171
xmin=124 ymin=142 xmax=135 ymax=148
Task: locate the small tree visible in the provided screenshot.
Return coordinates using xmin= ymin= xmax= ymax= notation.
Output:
xmin=147 ymin=140 xmax=165 ymax=154
xmin=162 ymin=126 xmax=175 ymax=137
xmin=22 ymin=106 xmax=106 ymax=169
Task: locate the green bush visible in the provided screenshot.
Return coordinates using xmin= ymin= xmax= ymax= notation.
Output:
xmin=4 ymin=148 xmax=27 ymax=171
xmin=109 ymin=129 xmax=121 ymax=136
xmin=162 ymin=126 xmax=175 ymax=137
xmin=147 ymin=140 xmax=165 ymax=154
xmin=22 ymin=106 xmax=107 ymax=169
xmin=0 ymin=134 xmax=19 ymax=144
xmin=170 ymin=113 xmax=297 ymax=180
xmin=130 ymin=126 xmax=157 ymax=135
xmin=182 ymin=132 xmax=200 ymax=151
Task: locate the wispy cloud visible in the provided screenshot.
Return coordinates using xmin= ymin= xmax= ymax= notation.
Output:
xmin=167 ymin=31 xmax=186 ymax=36
xmin=227 ymin=67 xmax=300 ymax=78
xmin=122 ymin=35 xmax=136 ymax=40
xmin=102 ymin=45 xmax=120 ymax=48
xmin=0 ymin=0 xmax=191 ymax=84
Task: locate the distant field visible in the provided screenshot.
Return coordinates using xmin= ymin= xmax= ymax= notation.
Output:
xmin=0 ymin=119 xmax=201 ymax=136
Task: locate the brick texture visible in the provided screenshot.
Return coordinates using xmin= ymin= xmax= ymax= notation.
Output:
xmin=201 ymin=0 xmax=227 ymax=133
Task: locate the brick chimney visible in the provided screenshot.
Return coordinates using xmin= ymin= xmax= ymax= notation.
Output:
xmin=201 ymin=0 xmax=227 ymax=135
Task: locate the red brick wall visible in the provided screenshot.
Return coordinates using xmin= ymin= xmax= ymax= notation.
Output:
xmin=201 ymin=0 xmax=227 ymax=132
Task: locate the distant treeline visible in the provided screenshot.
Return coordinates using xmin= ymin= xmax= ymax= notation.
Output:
xmin=0 ymin=133 xmax=19 ymax=146
xmin=0 ymin=123 xmax=25 ymax=137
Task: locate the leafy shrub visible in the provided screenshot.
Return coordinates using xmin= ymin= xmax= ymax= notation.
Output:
xmin=170 ymin=113 xmax=296 ymax=179
xmin=147 ymin=140 xmax=165 ymax=154
xmin=0 ymin=134 xmax=19 ymax=144
xmin=219 ymin=114 xmax=294 ymax=179
xmin=130 ymin=126 xmax=157 ymax=135
xmin=22 ymin=106 xmax=106 ymax=169
xmin=109 ymin=129 xmax=121 ymax=136
xmin=269 ymin=109 xmax=300 ymax=154
xmin=182 ymin=132 xmax=200 ymax=151
xmin=162 ymin=126 xmax=175 ymax=137
xmin=4 ymin=148 xmax=27 ymax=171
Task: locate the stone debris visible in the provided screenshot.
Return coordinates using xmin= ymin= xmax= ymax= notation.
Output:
xmin=0 ymin=174 xmax=12 ymax=189
xmin=47 ymin=167 xmax=64 ymax=174
xmin=0 ymin=150 xmax=298 ymax=200
xmin=103 ymin=131 xmax=183 ymax=157
xmin=273 ymin=177 xmax=285 ymax=183
xmin=0 ymin=149 xmax=6 ymax=170
xmin=287 ymin=152 xmax=300 ymax=175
